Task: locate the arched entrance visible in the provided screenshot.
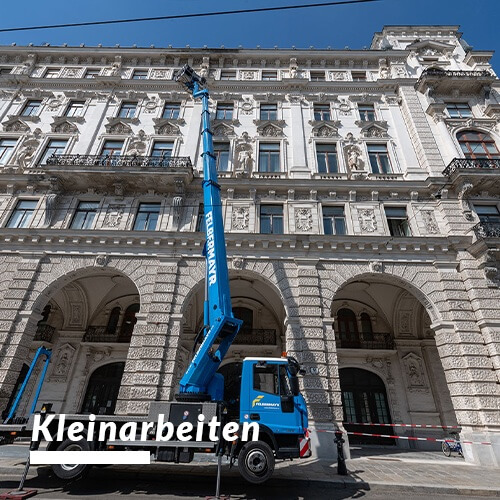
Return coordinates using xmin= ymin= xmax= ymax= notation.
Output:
xmin=340 ymin=368 xmax=393 ymax=445
xmin=81 ymin=362 xmax=125 ymax=415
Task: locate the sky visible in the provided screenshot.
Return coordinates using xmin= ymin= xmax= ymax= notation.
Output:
xmin=0 ymin=0 xmax=498 ymax=69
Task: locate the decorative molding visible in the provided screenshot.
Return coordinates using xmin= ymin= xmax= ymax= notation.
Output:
xmin=231 ymin=206 xmax=249 ymax=230
xmin=358 ymin=208 xmax=377 ymax=232
xmin=295 ymin=208 xmax=313 ymax=232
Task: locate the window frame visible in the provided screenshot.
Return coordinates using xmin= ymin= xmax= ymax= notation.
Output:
xmin=322 ymin=205 xmax=347 ymax=235
xmin=352 ymin=71 xmax=367 ymax=81
xmin=358 ymin=103 xmax=377 ymax=122
xmin=215 ymin=103 xmax=234 ymax=121
xmin=84 ymin=68 xmax=101 ymax=79
xmin=367 ymin=143 xmax=392 ymax=174
xmin=258 ymin=142 xmax=281 ymax=173
xmin=0 ymin=138 xmax=18 ymax=165
xmin=100 ymin=139 xmax=125 ymax=159
xmin=315 ymin=143 xmax=339 ymax=174
xmin=70 ymin=201 xmax=100 ymax=230
xmin=117 ymin=101 xmax=138 ymax=119
xmin=261 ymin=70 xmax=278 ymax=81
xmin=131 ymin=69 xmax=148 ymax=80
xmin=6 ymin=199 xmax=39 ymax=229
xmin=259 ymin=103 xmax=278 ymax=121
xmin=384 ymin=205 xmax=412 ymax=237
xmin=259 ymin=204 xmax=284 ymax=235
xmin=313 ymin=104 xmax=331 ymax=122
xmin=161 ymin=102 xmax=181 ymax=120
xmin=39 ymin=138 xmax=69 ymax=165
xmin=310 ymin=71 xmax=326 ymax=82
xmin=472 ymin=203 xmax=500 ymax=224
xmin=220 ymin=70 xmax=237 ymax=81
xmin=44 ymin=67 xmax=61 ymax=79
xmin=446 ymin=102 xmax=473 ymax=119
xmin=213 ymin=141 xmax=231 ymax=172
xmin=133 ymin=202 xmax=162 ymax=231
xmin=20 ymin=100 xmax=42 ymax=117
xmin=64 ymin=100 xmax=86 ymax=118
xmin=456 ymin=130 xmax=500 ymax=159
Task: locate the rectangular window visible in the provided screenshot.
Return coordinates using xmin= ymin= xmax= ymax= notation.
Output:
xmin=446 ymin=103 xmax=473 ymax=119
xmin=162 ymin=103 xmax=180 ymax=119
xmin=70 ymin=201 xmax=99 ymax=230
xmin=21 ymin=100 xmax=42 ymax=117
xmin=0 ymin=67 xmax=12 ymax=75
xmin=85 ymin=69 xmax=100 ymax=79
xmin=101 ymin=140 xmax=124 ymax=157
xmin=133 ymin=203 xmax=161 ymax=231
xmin=310 ymin=71 xmax=325 ymax=81
xmin=316 ymin=144 xmax=338 ymax=173
xmin=44 ymin=68 xmax=61 ymax=78
xmin=151 ymin=141 xmax=174 ymax=166
xmin=313 ymin=104 xmax=331 ymax=121
xmin=259 ymin=143 xmax=280 ymax=172
xmin=323 ymin=206 xmax=346 ymax=235
xmin=0 ymin=138 xmax=17 ymax=165
xmin=214 ymin=142 xmax=230 ymax=171
xmin=253 ymin=364 xmax=279 ymax=395
xmin=260 ymin=104 xmax=278 ymax=121
xmin=262 ymin=70 xmax=278 ymax=81
xmin=118 ymin=102 xmax=137 ymax=118
xmin=368 ymin=144 xmax=392 ymax=174
xmin=196 ymin=203 xmax=205 ymax=232
xmin=215 ymin=103 xmax=233 ymax=120
xmin=132 ymin=69 xmax=148 ymax=80
xmin=41 ymin=139 xmax=68 ymax=164
xmin=352 ymin=71 xmax=367 ymax=81
xmin=220 ymin=70 xmax=237 ymax=80
xmin=385 ymin=207 xmax=411 ymax=237
xmin=260 ymin=205 xmax=283 ymax=234
xmin=65 ymin=101 xmax=85 ymax=117
xmin=474 ymin=205 xmax=500 ymax=224
xmin=358 ymin=104 xmax=376 ymax=121
xmin=7 ymin=200 xmax=38 ymax=228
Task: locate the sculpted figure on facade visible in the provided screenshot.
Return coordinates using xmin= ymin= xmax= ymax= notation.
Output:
xmin=358 ymin=208 xmax=377 ymax=232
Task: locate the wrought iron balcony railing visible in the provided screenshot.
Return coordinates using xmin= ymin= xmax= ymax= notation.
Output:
xmin=83 ymin=326 xmax=132 ymax=343
xmin=335 ymin=332 xmax=395 ymax=350
xmin=45 ymin=154 xmax=193 ymax=169
xmin=232 ymin=328 xmax=277 ymax=345
xmin=34 ymin=324 xmax=55 ymax=342
xmin=472 ymin=221 xmax=500 ymax=239
xmin=443 ymin=158 xmax=500 ymax=176
xmin=420 ymin=68 xmax=494 ymax=79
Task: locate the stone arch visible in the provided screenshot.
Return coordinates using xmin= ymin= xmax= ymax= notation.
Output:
xmin=453 ymin=127 xmax=500 ymax=158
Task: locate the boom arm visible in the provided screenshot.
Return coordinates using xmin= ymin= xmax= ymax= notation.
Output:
xmin=175 ymin=66 xmax=242 ymax=399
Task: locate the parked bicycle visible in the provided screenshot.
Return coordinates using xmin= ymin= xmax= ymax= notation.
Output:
xmin=442 ymin=432 xmax=463 ymax=457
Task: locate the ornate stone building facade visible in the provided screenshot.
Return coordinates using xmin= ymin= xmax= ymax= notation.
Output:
xmin=0 ymin=25 xmax=498 ymax=464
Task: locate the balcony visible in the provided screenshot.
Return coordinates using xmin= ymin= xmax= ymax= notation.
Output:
xmin=416 ymin=68 xmax=496 ymax=94
xmin=335 ymin=332 xmax=394 ymax=350
xmin=42 ymin=154 xmax=194 ymax=192
xmin=443 ymin=158 xmax=500 ymax=176
xmin=34 ymin=324 xmax=55 ymax=342
xmin=472 ymin=221 xmax=500 ymax=239
xmin=83 ymin=326 xmax=131 ymax=343
xmin=232 ymin=329 xmax=277 ymax=346
xmin=442 ymin=158 xmax=500 ymax=190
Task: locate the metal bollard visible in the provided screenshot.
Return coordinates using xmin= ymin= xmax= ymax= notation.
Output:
xmin=334 ymin=430 xmax=347 ymax=476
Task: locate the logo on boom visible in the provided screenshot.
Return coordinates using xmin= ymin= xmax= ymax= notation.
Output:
xmin=205 ymin=210 xmax=217 ymax=286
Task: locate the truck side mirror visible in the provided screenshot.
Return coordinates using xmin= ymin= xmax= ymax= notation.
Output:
xmin=290 ymin=375 xmax=300 ymax=396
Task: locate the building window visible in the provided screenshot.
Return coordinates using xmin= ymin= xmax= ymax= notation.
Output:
xmin=133 ymin=203 xmax=161 ymax=231
xmin=0 ymin=67 xmax=12 ymax=75
xmin=352 ymin=71 xmax=367 ymax=81
xmin=323 ymin=206 xmax=346 ymax=235
xmin=385 ymin=206 xmax=411 ymax=237
xmin=151 ymin=141 xmax=173 ymax=165
xmin=196 ymin=203 xmax=205 ymax=232
xmin=70 ymin=201 xmax=99 ymax=229
xmin=260 ymin=103 xmax=278 ymax=121
xmin=258 ymin=143 xmax=280 ymax=172
xmin=215 ymin=103 xmax=233 ymax=120
xmin=457 ymin=130 xmax=500 ymax=159
xmin=473 ymin=205 xmax=500 ymax=224
xmin=41 ymin=139 xmax=68 ymax=164
xmin=118 ymin=102 xmax=137 ymax=119
xmin=310 ymin=71 xmax=325 ymax=81
xmin=44 ymin=68 xmax=61 ymax=78
xmin=162 ymin=103 xmax=180 ymax=119
xmin=220 ymin=70 xmax=237 ymax=80
xmin=313 ymin=104 xmax=331 ymax=121
xmin=21 ymin=100 xmax=42 ymax=117
xmin=358 ymin=103 xmax=376 ymax=121
xmin=446 ymin=103 xmax=473 ymax=118
xmin=368 ymin=144 xmax=392 ymax=173
xmin=0 ymin=139 xmax=17 ymax=165
xmin=260 ymin=205 xmax=283 ymax=234
xmin=360 ymin=313 xmax=373 ymax=339
xmin=7 ymin=200 xmax=38 ymax=228
xmin=316 ymin=144 xmax=338 ymax=173
xmin=106 ymin=307 xmax=121 ymax=335
xmin=65 ymin=101 xmax=85 ymax=117
xmin=214 ymin=142 xmax=230 ymax=171
xmin=337 ymin=308 xmax=358 ymax=342
xmin=85 ymin=68 xmax=100 ymax=78
xmin=262 ymin=70 xmax=278 ymax=81
xmin=132 ymin=69 xmax=148 ymax=80
xmin=101 ymin=140 xmax=124 ymax=158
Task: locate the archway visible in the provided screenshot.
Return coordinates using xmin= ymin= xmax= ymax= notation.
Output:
xmin=81 ymin=362 xmax=125 ymax=415
xmin=340 ymin=367 xmax=393 ymax=445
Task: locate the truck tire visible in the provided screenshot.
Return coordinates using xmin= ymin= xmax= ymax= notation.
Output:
xmin=51 ymin=437 xmax=91 ymax=481
xmin=237 ymin=440 xmax=275 ymax=484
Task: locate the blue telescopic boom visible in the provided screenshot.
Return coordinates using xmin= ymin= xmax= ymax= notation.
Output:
xmin=174 ymin=65 xmax=242 ymax=399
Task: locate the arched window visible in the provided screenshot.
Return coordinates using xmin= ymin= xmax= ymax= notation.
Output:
xmin=337 ymin=308 xmax=359 ymax=346
xmin=233 ymin=307 xmax=253 ymax=332
xmin=119 ymin=303 xmax=139 ymax=341
xmin=37 ymin=304 xmax=51 ymax=326
xmin=106 ymin=307 xmax=121 ymax=335
xmin=360 ymin=313 xmax=374 ymax=341
xmin=457 ymin=130 xmax=500 ymax=159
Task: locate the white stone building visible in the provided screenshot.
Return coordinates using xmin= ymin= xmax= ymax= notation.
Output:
xmin=0 ymin=25 xmax=499 ymax=465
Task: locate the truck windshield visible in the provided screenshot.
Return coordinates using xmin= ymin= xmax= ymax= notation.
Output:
xmin=253 ymin=364 xmax=292 ymax=396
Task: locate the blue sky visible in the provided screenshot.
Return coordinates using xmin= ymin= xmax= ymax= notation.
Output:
xmin=0 ymin=1 xmax=498 ymax=69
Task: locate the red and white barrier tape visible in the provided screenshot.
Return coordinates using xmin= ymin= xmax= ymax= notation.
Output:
xmin=344 ymin=422 xmax=461 ymax=430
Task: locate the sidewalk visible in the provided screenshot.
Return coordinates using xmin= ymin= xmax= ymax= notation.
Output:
xmin=1 ymin=444 xmax=499 ymax=497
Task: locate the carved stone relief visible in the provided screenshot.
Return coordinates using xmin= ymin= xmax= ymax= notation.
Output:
xmin=358 ymin=208 xmax=377 ymax=232
xmin=295 ymin=208 xmax=313 ymax=232
xmin=103 ymin=205 xmax=125 ymax=227
xmin=241 ymin=70 xmax=257 ymax=80
xmin=240 ymin=98 xmax=254 ymax=115
xmin=421 ymin=210 xmax=439 ymax=234
xmin=328 ymin=71 xmax=348 ymax=81
xmin=49 ymin=343 xmax=76 ymax=382
xmin=108 ymin=122 xmax=132 ymax=135
xmin=402 ymin=352 xmax=429 ymax=393
xmin=231 ymin=206 xmax=250 ymax=230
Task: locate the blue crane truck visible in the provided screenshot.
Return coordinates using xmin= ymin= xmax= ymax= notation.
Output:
xmin=0 ymin=65 xmax=310 ymax=486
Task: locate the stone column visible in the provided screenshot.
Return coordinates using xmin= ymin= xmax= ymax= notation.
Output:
xmin=286 ymin=97 xmax=310 ymax=179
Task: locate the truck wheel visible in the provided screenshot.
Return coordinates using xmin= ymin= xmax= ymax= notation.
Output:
xmin=51 ymin=437 xmax=91 ymax=481
xmin=237 ymin=441 xmax=275 ymax=484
